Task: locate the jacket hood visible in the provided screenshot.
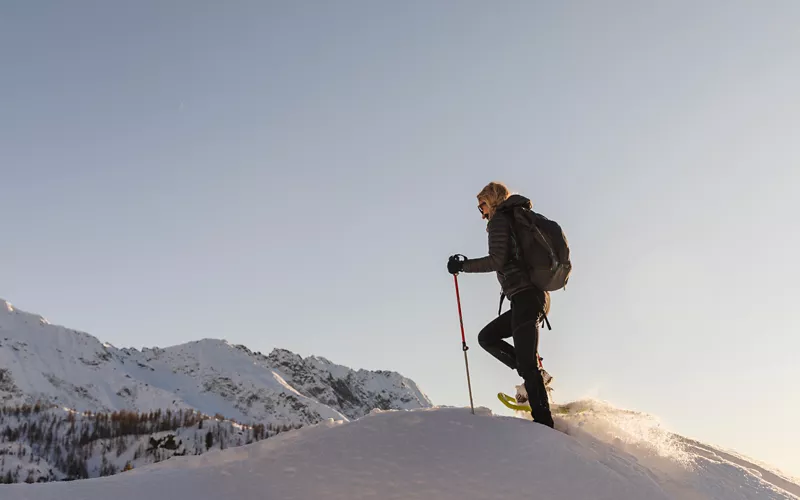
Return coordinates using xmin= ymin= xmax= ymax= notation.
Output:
xmin=497 ymin=194 xmax=532 ymax=211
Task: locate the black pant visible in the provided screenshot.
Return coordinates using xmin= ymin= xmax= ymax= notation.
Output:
xmin=478 ymin=288 xmax=553 ymax=424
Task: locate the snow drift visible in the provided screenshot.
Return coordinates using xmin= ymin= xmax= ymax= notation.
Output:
xmin=4 ymin=404 xmax=798 ymax=500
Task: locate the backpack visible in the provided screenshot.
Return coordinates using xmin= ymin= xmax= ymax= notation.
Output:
xmin=506 ymin=207 xmax=572 ymax=292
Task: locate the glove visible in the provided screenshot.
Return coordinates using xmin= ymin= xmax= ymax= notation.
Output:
xmin=447 ymin=254 xmax=466 ymax=274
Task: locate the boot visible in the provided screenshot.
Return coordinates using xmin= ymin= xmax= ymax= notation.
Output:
xmin=524 ymin=373 xmax=554 ymax=429
xmin=514 ymin=384 xmax=528 ymax=404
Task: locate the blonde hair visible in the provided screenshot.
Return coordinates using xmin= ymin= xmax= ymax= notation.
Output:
xmin=477 ymin=181 xmax=510 ymax=210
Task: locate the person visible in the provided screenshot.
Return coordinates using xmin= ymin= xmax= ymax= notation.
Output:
xmin=447 ymin=181 xmax=554 ymax=428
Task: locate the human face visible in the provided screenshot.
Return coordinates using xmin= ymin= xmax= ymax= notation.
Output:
xmin=478 ymin=199 xmax=492 ymax=220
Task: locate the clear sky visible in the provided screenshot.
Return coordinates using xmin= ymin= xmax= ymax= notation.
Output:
xmin=2 ymin=1 xmax=799 ymax=477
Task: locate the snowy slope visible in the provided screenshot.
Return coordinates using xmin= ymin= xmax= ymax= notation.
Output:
xmin=534 ymin=400 xmax=799 ymax=499
xmin=0 ymin=299 xmax=430 ymax=427
xmin=4 ymin=404 xmax=798 ymax=500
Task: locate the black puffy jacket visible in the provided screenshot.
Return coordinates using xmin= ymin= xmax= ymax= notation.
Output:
xmin=461 ymin=194 xmax=550 ymax=314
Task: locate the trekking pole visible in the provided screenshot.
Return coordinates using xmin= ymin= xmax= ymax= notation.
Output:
xmin=453 ymin=273 xmax=475 ymax=415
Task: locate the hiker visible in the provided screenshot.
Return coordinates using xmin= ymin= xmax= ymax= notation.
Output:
xmin=447 ymin=181 xmax=558 ymax=428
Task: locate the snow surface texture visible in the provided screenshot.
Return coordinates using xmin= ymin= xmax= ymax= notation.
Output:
xmin=4 ymin=405 xmax=799 ymax=500
xmin=0 ymin=299 xmax=430 ymax=427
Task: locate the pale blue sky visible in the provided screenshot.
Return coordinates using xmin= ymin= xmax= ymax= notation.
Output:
xmin=2 ymin=1 xmax=799 ymax=476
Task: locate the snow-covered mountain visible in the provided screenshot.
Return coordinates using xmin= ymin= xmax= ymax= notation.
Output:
xmin=4 ymin=403 xmax=799 ymax=500
xmin=0 ymin=298 xmax=431 ymax=427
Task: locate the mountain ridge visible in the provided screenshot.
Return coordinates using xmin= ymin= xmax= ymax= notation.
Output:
xmin=0 ymin=298 xmax=431 ymax=427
